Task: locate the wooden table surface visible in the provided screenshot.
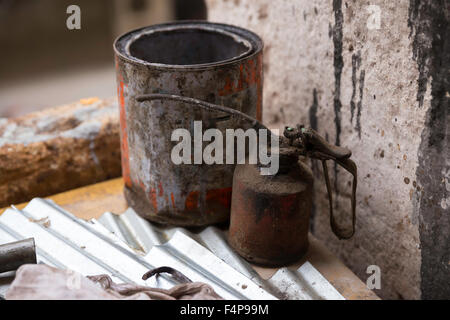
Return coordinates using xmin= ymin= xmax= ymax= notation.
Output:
xmin=1 ymin=178 xmax=379 ymax=300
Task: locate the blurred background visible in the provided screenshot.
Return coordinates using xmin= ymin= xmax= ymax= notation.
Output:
xmin=0 ymin=0 xmax=207 ymax=117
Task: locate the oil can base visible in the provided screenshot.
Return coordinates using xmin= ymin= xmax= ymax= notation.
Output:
xmin=228 ymin=237 xmax=309 ymax=267
xmin=228 ymin=163 xmax=313 ymax=267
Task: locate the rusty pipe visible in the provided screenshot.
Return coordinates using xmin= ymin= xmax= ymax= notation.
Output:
xmin=0 ymin=238 xmax=37 ymax=273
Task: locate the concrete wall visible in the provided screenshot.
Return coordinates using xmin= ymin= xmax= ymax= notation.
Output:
xmin=206 ymin=0 xmax=449 ymax=299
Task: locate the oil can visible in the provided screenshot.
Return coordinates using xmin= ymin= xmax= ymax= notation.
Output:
xmin=114 ymin=21 xmax=263 ymax=226
xmin=228 ymin=126 xmax=358 ymax=266
xmin=137 ymin=95 xmax=358 ymax=266
xmin=229 ymin=150 xmax=314 ymax=265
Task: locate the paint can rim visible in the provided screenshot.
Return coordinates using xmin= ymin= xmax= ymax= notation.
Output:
xmin=114 ymin=20 xmax=263 ymax=70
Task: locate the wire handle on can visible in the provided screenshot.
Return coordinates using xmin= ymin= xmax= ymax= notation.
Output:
xmin=136 ymin=93 xmax=272 ymax=132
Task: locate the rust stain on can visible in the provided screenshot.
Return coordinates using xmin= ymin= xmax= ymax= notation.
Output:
xmin=206 ymin=187 xmax=232 ymax=210
xmin=185 ymin=191 xmax=200 ymax=212
xmin=148 ymin=188 xmax=158 ymax=211
xmin=218 ymin=56 xmax=263 ymax=121
xmin=116 ymin=58 xmax=131 ymax=188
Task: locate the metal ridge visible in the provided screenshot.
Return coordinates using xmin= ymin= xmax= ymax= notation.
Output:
xmin=95 ymin=207 xmax=344 ymax=300
xmin=0 ymin=198 xmax=344 ymax=300
xmin=0 ymin=198 xmax=275 ymax=300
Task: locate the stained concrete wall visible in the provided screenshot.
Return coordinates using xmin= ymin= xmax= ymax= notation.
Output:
xmin=206 ymin=0 xmax=449 ymax=299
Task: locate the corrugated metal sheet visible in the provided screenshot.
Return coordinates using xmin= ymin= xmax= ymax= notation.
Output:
xmin=0 ymin=198 xmax=344 ymax=300
xmin=96 ymin=208 xmax=344 ymax=300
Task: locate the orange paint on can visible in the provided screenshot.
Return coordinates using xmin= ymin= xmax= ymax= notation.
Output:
xmin=117 ymin=80 xmax=132 ymax=188
xmin=158 ymin=182 xmax=164 ymax=196
xmin=185 ymin=191 xmax=199 ymax=211
xmin=149 ymin=188 xmax=158 ymax=211
xmin=171 ymin=193 xmax=176 ymax=209
xmin=217 ymin=58 xmax=263 ymax=121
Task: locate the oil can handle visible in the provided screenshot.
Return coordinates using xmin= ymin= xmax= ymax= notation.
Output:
xmin=295 ymin=128 xmax=357 ymax=239
xmin=321 ymin=157 xmax=357 ymax=240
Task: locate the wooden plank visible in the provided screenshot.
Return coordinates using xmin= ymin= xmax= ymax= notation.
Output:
xmin=0 ymin=98 xmax=121 ymax=208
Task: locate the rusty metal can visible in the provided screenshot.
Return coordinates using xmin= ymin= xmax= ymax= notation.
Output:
xmin=113 ymin=21 xmax=263 ymax=226
xmin=228 ymin=152 xmax=314 ymax=266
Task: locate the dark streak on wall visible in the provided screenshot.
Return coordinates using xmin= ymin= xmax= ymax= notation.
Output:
xmin=350 ymin=52 xmax=360 ymax=124
xmin=309 ymin=88 xmax=319 ymax=233
xmin=356 ymin=70 xmax=365 ymax=139
xmin=409 ymin=0 xmax=450 ymax=299
xmin=350 ymin=52 xmax=365 ymax=139
xmin=309 ymin=88 xmax=319 ymax=131
xmin=309 ymin=88 xmax=320 ymax=178
xmin=408 ymin=0 xmax=433 ymax=108
xmin=332 ymin=0 xmax=344 ymax=198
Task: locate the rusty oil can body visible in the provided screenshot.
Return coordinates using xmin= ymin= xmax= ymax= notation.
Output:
xmin=229 ymin=160 xmax=314 ymax=266
xmin=228 ymin=125 xmax=357 ymax=266
xmin=114 ymin=21 xmax=263 ymax=226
